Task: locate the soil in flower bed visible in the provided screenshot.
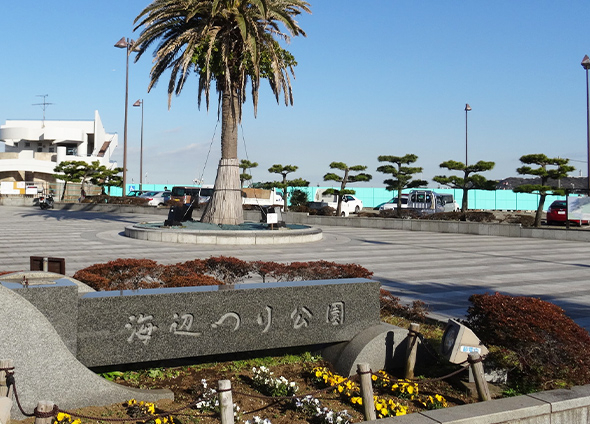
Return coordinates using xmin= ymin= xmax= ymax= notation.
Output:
xmin=13 ymin=354 xmax=474 ymax=424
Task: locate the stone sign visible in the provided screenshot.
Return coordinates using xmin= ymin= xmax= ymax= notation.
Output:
xmin=77 ymin=278 xmax=380 ymax=367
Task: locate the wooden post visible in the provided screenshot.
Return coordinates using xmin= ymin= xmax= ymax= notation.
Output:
xmin=0 ymin=397 xmax=12 ymax=424
xmin=357 ymin=363 xmax=376 ymax=421
xmin=34 ymin=401 xmax=54 ymax=424
xmin=0 ymin=359 xmax=13 ymax=397
xmin=405 ymin=323 xmax=420 ymax=379
xmin=468 ymin=353 xmax=491 ymax=401
xmin=218 ymin=379 xmax=234 ymax=424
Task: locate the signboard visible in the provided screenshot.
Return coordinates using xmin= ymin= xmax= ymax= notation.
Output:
xmin=267 ymin=213 xmax=278 ymax=224
xmin=0 ymin=182 xmax=22 ymax=194
xmin=26 ymin=185 xmax=38 ymax=195
xmin=460 ymin=345 xmax=482 ymax=354
xmin=568 ymin=196 xmax=590 ymax=221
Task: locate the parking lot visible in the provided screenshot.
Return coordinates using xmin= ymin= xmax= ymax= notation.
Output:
xmin=2 ymin=205 xmax=590 ymax=330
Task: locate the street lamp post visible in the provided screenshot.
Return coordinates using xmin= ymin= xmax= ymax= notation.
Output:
xmin=582 ymin=55 xmax=590 ymax=194
xmin=133 ymin=99 xmax=144 ymax=191
xmin=465 ymin=103 xmax=472 ymax=167
xmin=114 ymin=37 xmax=135 ymax=196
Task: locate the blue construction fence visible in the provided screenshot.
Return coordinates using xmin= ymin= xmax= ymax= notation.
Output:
xmin=287 ymin=186 xmax=569 ymax=211
xmin=110 ymin=184 xmax=570 ymax=212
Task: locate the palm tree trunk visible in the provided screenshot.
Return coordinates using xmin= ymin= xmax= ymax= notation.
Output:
xmin=201 ymin=90 xmax=244 ymax=225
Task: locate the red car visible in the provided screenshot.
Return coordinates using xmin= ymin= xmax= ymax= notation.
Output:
xmin=546 ymin=200 xmax=589 ymax=226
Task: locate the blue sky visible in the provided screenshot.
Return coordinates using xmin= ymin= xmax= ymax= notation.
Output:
xmin=1 ymin=1 xmax=590 ymax=188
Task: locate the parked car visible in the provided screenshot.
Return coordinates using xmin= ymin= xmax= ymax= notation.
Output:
xmin=170 ymin=186 xmax=214 ymax=206
xmin=546 ymin=200 xmax=589 ymax=226
xmin=342 ymin=194 xmax=363 ymax=214
xmin=309 ymin=193 xmax=363 ymax=216
xmin=407 ymin=190 xmax=446 ymax=214
xmin=141 ymin=190 xmax=171 ymax=207
xmin=439 ymin=194 xmax=460 ymax=212
xmin=379 ymin=194 xmax=409 ymax=211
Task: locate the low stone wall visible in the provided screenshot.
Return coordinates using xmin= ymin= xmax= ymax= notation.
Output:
xmin=280 ymin=212 xmax=590 ymax=243
xmin=57 ymin=202 xmax=171 ymax=216
xmin=370 ymin=384 xmax=590 ymax=423
xmin=125 ymin=223 xmax=323 ymax=245
xmin=5 ymin=202 xmax=589 ymax=242
xmin=0 ymin=196 xmax=36 ymax=206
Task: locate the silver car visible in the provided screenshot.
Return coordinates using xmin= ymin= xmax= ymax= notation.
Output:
xmin=141 ymin=191 xmax=171 ymax=206
xmin=379 ymin=195 xmax=409 ymax=211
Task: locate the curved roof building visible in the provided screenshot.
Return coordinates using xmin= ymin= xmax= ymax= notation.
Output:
xmin=0 ymin=110 xmax=118 ymax=184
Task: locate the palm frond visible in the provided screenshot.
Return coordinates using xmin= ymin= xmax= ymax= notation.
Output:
xmin=133 ymin=0 xmax=310 ymax=118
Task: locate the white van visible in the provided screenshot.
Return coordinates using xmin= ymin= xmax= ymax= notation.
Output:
xmin=311 ymin=190 xmax=363 ymax=216
xmin=407 ymin=190 xmax=446 ymax=214
xmin=439 ymin=194 xmax=460 ymax=212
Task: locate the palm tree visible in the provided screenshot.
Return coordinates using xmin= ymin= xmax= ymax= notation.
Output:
xmin=133 ymin=0 xmax=310 ymax=225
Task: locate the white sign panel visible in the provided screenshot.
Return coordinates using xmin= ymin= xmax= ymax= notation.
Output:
xmin=25 ymin=185 xmax=38 ymax=195
xmin=460 ymin=345 xmax=482 ymax=354
xmin=266 ymin=213 xmax=278 ymax=224
xmin=0 ymin=182 xmax=19 ymax=194
xmin=568 ymin=196 xmax=590 ymax=221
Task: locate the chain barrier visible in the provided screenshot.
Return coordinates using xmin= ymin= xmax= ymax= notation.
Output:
xmin=58 ymin=396 xmax=215 ymax=423
xmin=415 ymin=331 xmax=444 ymax=363
xmin=4 ymin=367 xmax=362 ymax=422
xmin=2 ymin=328 xmax=481 ymax=422
xmin=399 ymin=329 xmax=487 ymax=384
xmin=5 ymin=372 xmax=214 ymax=422
xmin=5 ymin=370 xmax=35 ymax=418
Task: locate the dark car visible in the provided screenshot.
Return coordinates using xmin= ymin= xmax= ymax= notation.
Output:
xmin=546 ymin=200 xmax=589 ymax=226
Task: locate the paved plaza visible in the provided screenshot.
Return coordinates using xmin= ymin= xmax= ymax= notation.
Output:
xmin=2 ymin=205 xmax=590 ymax=330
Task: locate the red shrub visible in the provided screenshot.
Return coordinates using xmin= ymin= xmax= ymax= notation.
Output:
xmin=73 ymin=259 xmax=162 ymax=291
xmin=71 ymin=270 xmax=111 ymax=291
xmin=250 ymin=261 xmax=289 ymax=283
xmin=379 ymin=289 xmax=427 ymax=322
xmin=204 ymin=256 xmax=254 ymax=284
xmin=73 ymin=257 xmax=373 ymax=291
xmin=159 ymin=264 xmax=222 ymax=287
xmin=177 ymin=259 xmax=207 ymax=275
xmin=282 ymin=260 xmax=373 ymax=281
xmin=466 ymin=292 xmax=590 ymax=390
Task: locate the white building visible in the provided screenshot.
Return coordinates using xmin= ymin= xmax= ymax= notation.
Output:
xmin=0 ymin=110 xmax=118 ymax=185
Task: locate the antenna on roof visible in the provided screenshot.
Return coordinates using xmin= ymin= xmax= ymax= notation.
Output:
xmin=32 ymin=94 xmax=54 ymax=127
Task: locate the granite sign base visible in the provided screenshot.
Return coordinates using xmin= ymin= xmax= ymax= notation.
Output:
xmin=1 ymin=273 xmax=385 ymax=418
xmin=0 ymin=284 xmax=173 ymax=420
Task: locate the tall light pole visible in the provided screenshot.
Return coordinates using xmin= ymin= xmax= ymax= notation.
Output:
xmin=582 ymin=55 xmax=590 ymax=194
xmin=133 ymin=99 xmax=144 ymax=191
xmin=114 ymin=37 xmax=135 ymax=196
xmin=465 ymin=103 xmax=472 ymax=166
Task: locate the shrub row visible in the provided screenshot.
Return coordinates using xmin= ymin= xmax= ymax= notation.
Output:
xmin=82 ymin=195 xmax=150 ymax=206
xmin=465 ymin=292 xmax=590 ymax=391
xmin=72 ymin=256 xmax=373 ymax=291
xmin=379 ymin=289 xmax=428 ymax=322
